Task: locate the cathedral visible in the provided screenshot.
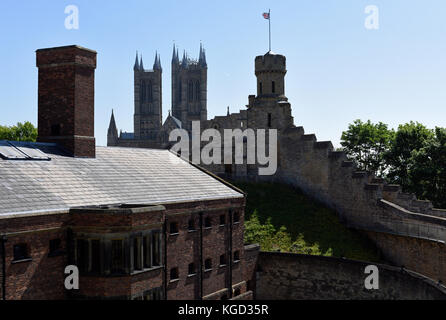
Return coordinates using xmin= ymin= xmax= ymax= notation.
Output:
xmin=107 ymin=44 xmax=208 ymax=149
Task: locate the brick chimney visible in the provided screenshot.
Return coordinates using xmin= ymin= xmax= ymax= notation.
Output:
xmin=36 ymin=45 xmax=97 ymax=158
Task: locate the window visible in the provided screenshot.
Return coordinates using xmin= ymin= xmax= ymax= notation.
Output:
xmin=233 ymin=251 xmax=240 ymax=262
xmin=91 ymin=239 xmax=100 ymax=273
xmin=133 ymin=237 xmax=142 ymax=271
xmin=170 ymin=222 xmax=179 ymax=235
xmin=188 ymin=263 xmax=196 ymax=276
xmin=219 ymin=214 xmax=225 ymax=226
xmin=204 ymin=258 xmax=212 ymax=271
xmin=141 ymin=80 xmax=146 ymax=102
xmin=204 ymin=217 xmax=212 ymax=228
xmin=152 ymin=232 xmax=161 ymax=266
xmin=148 ymin=81 xmax=153 ymax=102
xmin=178 ymin=79 xmax=182 ymax=102
xmin=170 ymin=267 xmax=179 ymax=281
xmin=219 ymin=254 xmax=226 ymax=266
xmin=233 ymin=212 xmax=240 ymax=223
xmin=188 ymin=219 xmax=195 ymax=231
xmin=49 ymin=238 xmax=61 ymax=256
xmin=76 ymin=239 xmax=88 ymax=272
xmin=195 ymin=80 xmax=200 ymax=101
xmin=13 ymin=243 xmax=29 ymax=261
xmin=143 ymin=235 xmax=152 ymax=268
xmin=259 ymin=81 xmax=263 ymax=95
xmin=272 ymin=81 xmax=276 ymax=93
xmin=51 ymin=124 xmax=61 ymax=136
xmin=188 ymin=81 xmax=193 ymax=102
xmin=111 ymin=239 xmax=124 ymax=274
xmin=267 ymin=113 xmax=272 ymax=128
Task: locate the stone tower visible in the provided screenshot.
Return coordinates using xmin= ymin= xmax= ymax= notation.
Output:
xmin=133 ymin=52 xmax=162 ymax=140
xmin=171 ymin=44 xmax=207 ymax=132
xmin=247 ymin=51 xmax=293 ymax=130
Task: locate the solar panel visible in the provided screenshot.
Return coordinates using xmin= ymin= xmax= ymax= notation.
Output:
xmin=8 ymin=141 xmax=51 ymax=161
xmin=0 ymin=141 xmax=28 ymax=160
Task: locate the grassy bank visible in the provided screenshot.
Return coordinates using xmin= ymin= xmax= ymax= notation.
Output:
xmin=233 ymin=181 xmax=382 ymax=262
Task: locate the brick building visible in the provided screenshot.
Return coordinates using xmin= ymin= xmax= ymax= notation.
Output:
xmin=0 ymin=45 xmax=258 ymax=300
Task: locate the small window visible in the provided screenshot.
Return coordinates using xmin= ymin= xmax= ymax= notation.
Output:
xmin=204 ymin=217 xmax=212 ymax=228
xmin=204 ymin=258 xmax=212 ymax=271
xmin=49 ymin=238 xmax=61 ymax=256
xmin=267 ymin=113 xmax=272 ymax=128
xmin=170 ymin=267 xmax=179 ymax=281
xmin=272 ymin=81 xmax=276 ymax=93
xmin=188 ymin=219 xmax=195 ymax=231
xmin=91 ymin=239 xmax=101 ymax=273
xmin=219 ymin=254 xmax=226 ymax=266
xmin=170 ymin=222 xmax=179 ymax=235
xmin=188 ymin=263 xmax=196 ymax=275
xmin=233 ymin=251 xmax=240 ymax=262
xmin=219 ymin=214 xmax=225 ymax=226
xmin=13 ymin=243 xmax=29 ymax=261
xmin=152 ymin=232 xmax=161 ymax=267
xmin=233 ymin=212 xmax=240 ymax=223
xmin=51 ymin=124 xmax=61 ymax=136
xmin=259 ymin=82 xmax=263 ymax=95
xmin=111 ymin=239 xmax=124 ymax=274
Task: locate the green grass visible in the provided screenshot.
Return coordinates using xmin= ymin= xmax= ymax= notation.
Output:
xmin=233 ymin=181 xmax=382 ymax=262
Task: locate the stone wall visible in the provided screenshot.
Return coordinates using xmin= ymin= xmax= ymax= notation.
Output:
xmin=256 ymin=252 xmax=446 ymax=300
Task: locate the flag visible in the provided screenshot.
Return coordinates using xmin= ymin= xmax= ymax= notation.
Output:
xmin=263 ymin=12 xmax=270 ymax=19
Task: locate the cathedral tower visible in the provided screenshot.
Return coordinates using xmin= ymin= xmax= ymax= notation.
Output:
xmin=133 ymin=52 xmax=162 ymax=140
xmin=171 ymin=44 xmax=207 ymax=132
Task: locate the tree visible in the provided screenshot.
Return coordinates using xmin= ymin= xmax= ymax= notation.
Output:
xmin=385 ymin=121 xmax=434 ymax=188
xmin=409 ymin=127 xmax=446 ymax=208
xmin=340 ymin=119 xmax=394 ymax=177
xmin=0 ymin=122 xmax=37 ymax=142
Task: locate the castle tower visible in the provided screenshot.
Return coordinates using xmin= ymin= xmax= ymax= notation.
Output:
xmin=171 ymin=44 xmax=207 ymax=132
xmin=255 ymin=51 xmax=287 ymax=99
xmin=133 ymin=52 xmax=162 ymax=140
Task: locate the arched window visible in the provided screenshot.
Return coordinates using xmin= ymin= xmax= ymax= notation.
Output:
xmin=195 ymin=80 xmax=200 ymax=101
xmin=141 ymin=80 xmax=146 ymax=102
xmin=188 ymin=81 xmax=193 ymax=102
xmin=178 ymin=79 xmax=182 ymax=102
xmin=148 ymin=81 xmax=153 ymax=102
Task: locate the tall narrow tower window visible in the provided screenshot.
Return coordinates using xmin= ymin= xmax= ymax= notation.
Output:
xmin=268 ymin=113 xmax=272 ymax=128
xmin=188 ymin=81 xmax=193 ymax=102
xmin=179 ymin=79 xmax=182 ymax=102
xmin=141 ymin=80 xmax=146 ymax=102
xmin=148 ymin=81 xmax=153 ymax=102
xmin=259 ymin=82 xmax=263 ymax=95
xmin=272 ymin=81 xmax=276 ymax=93
xmin=195 ymin=80 xmax=200 ymax=102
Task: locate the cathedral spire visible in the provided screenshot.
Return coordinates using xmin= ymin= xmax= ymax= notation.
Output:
xmin=153 ymin=51 xmax=162 ymax=70
xmin=134 ymin=51 xmax=139 ymax=71
xmin=181 ymin=50 xmax=187 ymax=67
xmin=172 ymin=44 xmax=179 ymax=63
xmin=199 ymin=44 xmax=207 ymax=67
xmin=139 ymin=55 xmax=144 ymax=71
xmin=108 ymin=109 xmax=118 ymax=137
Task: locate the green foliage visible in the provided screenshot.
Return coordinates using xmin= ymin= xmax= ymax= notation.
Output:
xmin=341 ymin=120 xmax=446 ymax=208
xmin=0 ymin=122 xmax=37 ymax=142
xmin=237 ymin=182 xmax=382 ymax=262
xmin=385 ymin=121 xmax=434 ymax=188
xmin=340 ymin=119 xmax=394 ymax=177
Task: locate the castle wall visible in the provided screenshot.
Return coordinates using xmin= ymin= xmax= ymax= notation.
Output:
xmin=256 ymin=252 xmax=446 ymax=300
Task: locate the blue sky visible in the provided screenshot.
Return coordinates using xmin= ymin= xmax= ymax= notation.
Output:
xmin=0 ymin=0 xmax=445 ymax=147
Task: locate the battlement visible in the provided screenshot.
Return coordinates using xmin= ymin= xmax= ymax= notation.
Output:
xmin=255 ymin=51 xmax=286 ymax=75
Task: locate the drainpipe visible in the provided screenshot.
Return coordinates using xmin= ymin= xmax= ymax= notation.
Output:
xmin=1 ymin=235 xmax=7 ymax=300
xmin=199 ymin=212 xmax=203 ymax=300
xmin=163 ymin=219 xmax=168 ymax=300
xmin=228 ymin=210 xmax=233 ymax=299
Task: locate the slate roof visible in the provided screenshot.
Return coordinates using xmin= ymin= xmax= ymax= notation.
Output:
xmin=0 ymin=142 xmax=243 ymax=216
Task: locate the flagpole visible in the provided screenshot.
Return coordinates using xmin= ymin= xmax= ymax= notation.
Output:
xmin=268 ymin=9 xmax=271 ymax=52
